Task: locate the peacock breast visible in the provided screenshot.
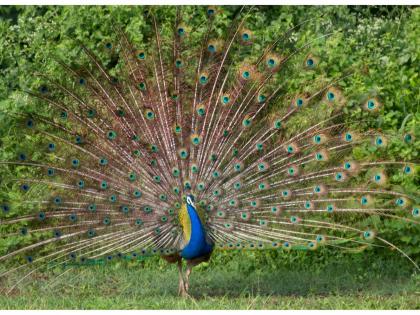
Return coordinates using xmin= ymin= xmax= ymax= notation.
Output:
xmin=179 ymin=202 xmax=213 ymax=260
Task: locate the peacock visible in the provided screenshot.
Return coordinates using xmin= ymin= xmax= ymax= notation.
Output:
xmin=0 ymin=6 xmax=419 ymax=298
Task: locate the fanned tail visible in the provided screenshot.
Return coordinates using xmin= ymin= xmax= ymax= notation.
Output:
xmin=0 ymin=6 xmax=419 ymax=294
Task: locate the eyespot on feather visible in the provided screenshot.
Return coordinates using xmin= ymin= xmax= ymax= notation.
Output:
xmin=314 ymin=149 xmax=329 ymax=162
xmin=292 ymin=95 xmax=308 ymax=108
xmin=371 ymin=170 xmax=387 ymax=186
xmin=403 ymin=133 xmax=415 ymax=144
xmin=360 ymin=195 xmax=373 ymax=207
xmin=304 ymin=54 xmax=319 ymax=68
xmin=284 ymin=142 xmax=300 ymax=154
xmin=312 ymin=133 xmax=329 ymax=145
xmin=372 ymin=134 xmax=388 ymax=147
xmin=270 ymin=205 xmax=283 ymax=217
xmin=364 ymin=97 xmax=382 ymax=112
xmin=264 ymin=53 xmax=284 ymax=72
xmin=239 ymin=28 xmax=253 ymax=44
xmin=176 ymin=24 xmax=188 ymax=37
xmin=342 ymin=161 xmax=360 ymax=174
xmin=325 ymin=86 xmax=344 ymax=105
xmin=313 ymin=184 xmax=328 ymax=196
xmin=286 ymin=164 xmax=300 ymax=177
xmin=207 ymin=39 xmax=223 ymax=54
xmin=281 ymin=189 xmax=293 ymax=200
xmin=198 ymin=71 xmax=209 ymax=85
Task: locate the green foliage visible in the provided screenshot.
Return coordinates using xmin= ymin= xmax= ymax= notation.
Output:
xmin=0 ymin=5 xmax=419 ymax=268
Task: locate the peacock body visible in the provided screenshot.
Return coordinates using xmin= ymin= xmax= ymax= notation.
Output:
xmin=0 ymin=6 xmax=419 ymax=297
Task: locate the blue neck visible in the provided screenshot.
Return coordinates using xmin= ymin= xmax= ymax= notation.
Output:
xmin=180 ymin=203 xmax=213 ymax=259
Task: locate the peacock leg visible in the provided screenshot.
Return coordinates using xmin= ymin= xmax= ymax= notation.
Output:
xmin=177 ymin=260 xmax=186 ymax=296
xmin=184 ymin=263 xmax=192 ymax=293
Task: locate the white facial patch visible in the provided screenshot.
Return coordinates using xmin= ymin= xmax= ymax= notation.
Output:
xmin=186 ymin=196 xmax=195 ymax=208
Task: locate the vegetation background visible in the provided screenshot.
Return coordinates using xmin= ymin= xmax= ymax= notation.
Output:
xmin=0 ymin=5 xmax=419 ymax=309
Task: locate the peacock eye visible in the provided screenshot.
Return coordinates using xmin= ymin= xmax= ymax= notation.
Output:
xmin=177 ymin=28 xmax=185 ymax=36
xmin=404 ymin=134 xmax=413 ymax=143
xmin=107 ymin=130 xmax=117 ymax=140
xmin=199 ymin=75 xmax=208 ymax=84
xmin=39 ymin=85 xmax=48 ymax=94
xmin=242 ymin=71 xmax=250 ymax=79
xmin=26 ymin=119 xmax=34 ymax=127
xmin=221 ymin=96 xmax=230 ymax=104
xmin=345 ymin=133 xmax=353 ymax=141
xmin=258 ymin=94 xmax=266 ymax=103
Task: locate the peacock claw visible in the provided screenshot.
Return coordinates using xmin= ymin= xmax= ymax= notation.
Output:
xmin=178 ymin=283 xmax=190 ymax=298
xmin=180 ymin=287 xmax=191 ymax=298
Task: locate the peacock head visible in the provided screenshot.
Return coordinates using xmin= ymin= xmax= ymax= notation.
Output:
xmin=186 ymin=195 xmax=195 ymax=209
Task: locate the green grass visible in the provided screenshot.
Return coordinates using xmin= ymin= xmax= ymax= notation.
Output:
xmin=0 ymin=253 xmax=419 ymax=309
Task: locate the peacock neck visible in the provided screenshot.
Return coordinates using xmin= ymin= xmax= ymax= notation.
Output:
xmin=180 ymin=202 xmax=213 ymax=259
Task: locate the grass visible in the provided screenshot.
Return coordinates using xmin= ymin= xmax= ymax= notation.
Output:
xmin=0 ymin=252 xmax=419 ymax=309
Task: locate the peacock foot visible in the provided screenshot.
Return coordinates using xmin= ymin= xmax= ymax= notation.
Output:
xmin=178 ymin=279 xmax=185 ymax=296
xmin=178 ymin=279 xmax=191 ymax=298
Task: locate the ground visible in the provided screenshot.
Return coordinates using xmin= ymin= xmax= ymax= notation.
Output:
xmin=0 ymin=253 xmax=419 ymax=309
